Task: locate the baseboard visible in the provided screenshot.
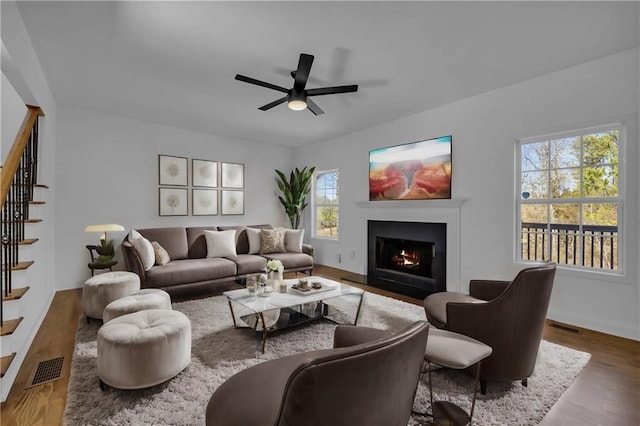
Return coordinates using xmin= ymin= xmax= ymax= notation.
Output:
xmin=547 ymin=307 xmax=640 ymax=341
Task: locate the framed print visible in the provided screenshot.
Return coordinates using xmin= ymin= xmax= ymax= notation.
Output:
xmin=159 ymin=155 xmax=188 ymax=186
xmin=221 ymin=162 xmax=244 ymax=188
xmin=192 ymin=159 xmax=218 ymax=187
xmin=159 ymin=187 xmax=188 ymax=216
xmin=192 ymin=189 xmax=218 ymax=216
xmin=221 ymin=190 xmax=244 ymax=215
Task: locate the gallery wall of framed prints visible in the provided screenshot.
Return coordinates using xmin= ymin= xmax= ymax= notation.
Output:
xmin=158 ymin=154 xmax=245 ymax=216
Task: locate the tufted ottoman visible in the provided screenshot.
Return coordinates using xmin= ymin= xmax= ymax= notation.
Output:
xmin=82 ymin=271 xmax=140 ymax=321
xmin=97 ymin=309 xmax=191 ymax=390
xmin=103 ymin=289 xmax=172 ymax=322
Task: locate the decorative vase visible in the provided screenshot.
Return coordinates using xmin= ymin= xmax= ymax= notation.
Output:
xmin=268 ymin=270 xmax=283 ymax=291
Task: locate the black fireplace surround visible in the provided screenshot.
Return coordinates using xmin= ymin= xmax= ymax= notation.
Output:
xmin=367 ymin=220 xmax=446 ymax=299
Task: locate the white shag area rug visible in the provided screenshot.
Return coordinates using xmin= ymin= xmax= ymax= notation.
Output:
xmin=64 ymin=292 xmax=590 ymax=425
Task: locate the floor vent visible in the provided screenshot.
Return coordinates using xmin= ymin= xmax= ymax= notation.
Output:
xmin=549 ymin=322 xmax=581 ymax=334
xmin=27 ymin=356 xmax=65 ymax=388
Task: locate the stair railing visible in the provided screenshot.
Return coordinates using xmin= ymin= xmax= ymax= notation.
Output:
xmin=1 ymin=105 xmax=44 ymax=326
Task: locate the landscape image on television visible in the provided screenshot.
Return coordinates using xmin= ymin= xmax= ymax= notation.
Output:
xmin=369 ymin=135 xmax=452 ymax=200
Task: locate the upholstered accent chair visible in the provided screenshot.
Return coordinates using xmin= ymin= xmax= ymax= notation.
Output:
xmin=423 ymin=263 xmax=556 ymax=394
xmin=205 ymin=321 xmax=429 ymax=426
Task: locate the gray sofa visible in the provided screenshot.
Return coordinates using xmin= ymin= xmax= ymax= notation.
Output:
xmin=121 ymin=225 xmax=314 ymax=298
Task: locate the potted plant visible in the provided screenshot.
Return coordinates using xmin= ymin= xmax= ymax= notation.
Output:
xmin=95 ymin=238 xmax=116 ymax=263
xmin=275 ymin=166 xmax=316 ymax=229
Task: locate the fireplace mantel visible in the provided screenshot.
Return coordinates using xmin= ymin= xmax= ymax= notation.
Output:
xmin=354 ymin=198 xmax=467 ymax=208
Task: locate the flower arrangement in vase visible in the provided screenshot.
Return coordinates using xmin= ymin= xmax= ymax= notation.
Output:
xmin=265 ymin=259 xmax=284 ymax=280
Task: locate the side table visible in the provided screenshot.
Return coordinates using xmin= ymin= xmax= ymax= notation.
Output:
xmin=86 ymin=244 xmax=117 ymax=276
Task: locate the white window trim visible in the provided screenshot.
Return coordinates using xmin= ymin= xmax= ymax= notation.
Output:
xmin=515 ymin=122 xmax=626 ymax=276
xmin=312 ymin=169 xmax=339 ymax=240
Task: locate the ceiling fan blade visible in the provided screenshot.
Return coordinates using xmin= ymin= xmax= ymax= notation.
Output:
xmin=235 ymin=74 xmax=289 ymax=93
xmin=258 ymin=96 xmax=288 ymax=111
xmin=293 ymin=53 xmax=314 ymax=91
xmin=306 ymin=85 xmax=359 ymax=96
xmin=306 ymin=98 xmax=324 ymax=116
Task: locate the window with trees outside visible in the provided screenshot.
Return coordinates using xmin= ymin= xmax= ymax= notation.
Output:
xmin=314 ymin=170 xmax=339 ymax=239
xmin=517 ymin=125 xmax=621 ymax=271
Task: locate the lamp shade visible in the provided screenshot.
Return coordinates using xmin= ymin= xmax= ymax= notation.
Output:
xmin=84 ymin=224 xmax=125 ymax=233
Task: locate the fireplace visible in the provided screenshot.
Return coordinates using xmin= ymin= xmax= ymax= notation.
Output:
xmin=367 ymin=220 xmax=446 ymax=299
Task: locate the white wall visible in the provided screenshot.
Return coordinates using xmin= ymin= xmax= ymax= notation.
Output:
xmin=295 ymin=48 xmax=640 ymax=340
xmin=1 ymin=1 xmax=57 ymax=402
xmin=1 ymin=72 xmax=27 ymax=161
xmin=55 ymin=106 xmax=294 ymax=289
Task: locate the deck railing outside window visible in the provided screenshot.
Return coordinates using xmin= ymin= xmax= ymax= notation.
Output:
xmin=521 ymin=222 xmax=618 ymax=270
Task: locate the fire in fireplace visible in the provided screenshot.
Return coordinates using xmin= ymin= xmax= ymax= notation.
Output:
xmin=376 ymin=237 xmax=434 ymax=279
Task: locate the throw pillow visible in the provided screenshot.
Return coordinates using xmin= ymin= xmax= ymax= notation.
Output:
xmin=246 ymin=227 xmax=262 ymax=255
xmin=260 ymin=228 xmax=286 ymax=254
xmin=151 ymin=241 xmax=170 ymax=266
xmin=129 ymin=230 xmax=155 ymax=271
xmin=284 ymin=229 xmax=304 ymax=253
xmin=204 ymin=229 xmax=237 ymax=258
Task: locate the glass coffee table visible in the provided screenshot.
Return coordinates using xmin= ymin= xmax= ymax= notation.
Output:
xmin=223 ymin=276 xmax=365 ymax=353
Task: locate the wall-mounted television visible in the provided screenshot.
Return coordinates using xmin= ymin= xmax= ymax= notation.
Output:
xmin=369 ymin=135 xmax=452 ymax=200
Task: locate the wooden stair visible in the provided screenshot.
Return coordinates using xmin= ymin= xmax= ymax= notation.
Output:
xmin=2 ymin=261 xmax=34 ymax=272
xmin=1 ymin=317 xmax=23 ymax=336
xmin=2 ymin=287 xmax=29 ymax=301
xmin=1 ymin=106 xmax=45 ymax=387
xmin=1 ymin=353 xmax=16 ymax=378
xmin=18 ymin=238 xmax=39 ymax=246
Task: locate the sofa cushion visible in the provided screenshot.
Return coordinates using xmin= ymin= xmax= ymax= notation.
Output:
xmin=186 ymin=227 xmax=218 ymax=259
xmin=151 ymin=241 xmax=171 ymax=266
xmin=145 ymin=258 xmax=237 ymax=288
xmin=136 ymin=228 xmax=189 ymax=260
xmin=285 ymin=229 xmax=304 ymax=253
xmin=262 ymin=253 xmax=314 ymax=270
xmin=260 ymin=228 xmax=286 ymax=254
xmin=246 ymin=228 xmax=261 ymax=254
xmin=129 ymin=230 xmax=155 ymax=271
xmin=218 ymin=226 xmax=249 ymax=254
xmin=204 ymin=230 xmax=237 ymax=258
xmin=225 ymin=254 xmax=268 ymax=276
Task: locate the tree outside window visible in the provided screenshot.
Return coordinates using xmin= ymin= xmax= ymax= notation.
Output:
xmin=518 ymin=126 xmax=621 ymax=271
xmin=314 ymin=170 xmax=339 ymax=239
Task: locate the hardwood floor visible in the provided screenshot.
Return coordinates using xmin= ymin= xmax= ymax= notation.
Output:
xmin=1 ymin=265 xmax=638 ymax=425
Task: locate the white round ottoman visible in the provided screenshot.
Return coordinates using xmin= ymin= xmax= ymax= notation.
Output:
xmin=97 ymin=309 xmax=191 ymax=390
xmin=103 ymin=289 xmax=172 ymax=323
xmin=82 ymin=271 xmax=140 ymax=320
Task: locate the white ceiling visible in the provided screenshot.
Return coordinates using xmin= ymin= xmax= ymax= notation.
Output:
xmin=14 ymin=1 xmax=639 ymax=147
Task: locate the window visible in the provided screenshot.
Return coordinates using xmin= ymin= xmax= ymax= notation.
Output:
xmin=313 ymin=170 xmax=339 ymax=239
xmin=517 ymin=125 xmax=621 ymax=271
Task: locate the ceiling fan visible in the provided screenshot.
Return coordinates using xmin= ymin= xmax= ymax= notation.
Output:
xmin=234 ymin=53 xmax=358 ymax=116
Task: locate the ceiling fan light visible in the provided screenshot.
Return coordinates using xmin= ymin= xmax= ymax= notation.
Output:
xmin=287 ymin=99 xmax=307 ymax=111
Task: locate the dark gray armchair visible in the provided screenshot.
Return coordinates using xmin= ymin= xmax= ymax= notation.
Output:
xmin=205 ymin=321 xmax=429 ymax=426
xmin=423 ymin=264 xmax=556 ymax=394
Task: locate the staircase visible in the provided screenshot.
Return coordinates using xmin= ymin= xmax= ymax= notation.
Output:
xmin=1 ymin=106 xmax=45 ymax=382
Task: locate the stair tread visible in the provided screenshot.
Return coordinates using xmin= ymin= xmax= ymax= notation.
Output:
xmin=18 ymin=238 xmax=39 ymax=245
xmin=0 ymin=317 xmax=23 ymax=336
xmin=14 ymin=184 xmax=48 ymax=189
xmin=2 ymin=287 xmax=30 ymax=301
xmin=1 ymin=353 xmax=17 ymax=378
xmin=1 ymin=261 xmax=34 ymax=272
xmin=6 ymin=201 xmax=45 ymax=205
xmin=24 ymin=219 xmax=42 ymax=223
